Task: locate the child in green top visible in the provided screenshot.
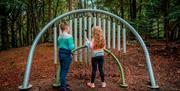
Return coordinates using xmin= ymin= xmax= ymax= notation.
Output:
xmin=58 ymin=21 xmax=74 ymax=91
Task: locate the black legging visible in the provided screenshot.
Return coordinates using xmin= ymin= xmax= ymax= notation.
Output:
xmin=91 ymin=56 xmax=105 ymax=83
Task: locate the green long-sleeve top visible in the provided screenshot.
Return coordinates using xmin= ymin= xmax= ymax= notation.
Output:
xmin=58 ymin=32 xmax=75 ymax=50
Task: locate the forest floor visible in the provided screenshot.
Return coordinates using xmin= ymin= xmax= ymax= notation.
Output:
xmin=0 ymin=39 xmax=180 ymax=91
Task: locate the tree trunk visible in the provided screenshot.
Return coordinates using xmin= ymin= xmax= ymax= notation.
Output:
xmin=157 ymin=18 xmax=159 ymax=38
xmin=91 ymin=0 xmax=95 ymax=8
xmin=163 ymin=0 xmax=169 ymax=46
xmin=34 ymin=0 xmax=38 ymax=39
xmin=79 ymin=0 xmax=83 ymax=9
xmin=120 ymin=0 xmax=124 ymax=29
xmin=47 ymin=0 xmax=52 ymax=42
xmin=138 ymin=0 xmax=142 ymax=19
xmin=130 ymin=0 xmax=136 ymax=21
xmin=0 ymin=5 xmax=9 ymax=50
xmin=27 ymin=0 xmax=31 ymax=45
xmin=42 ymin=0 xmax=45 ymax=42
xmin=178 ymin=26 xmax=180 ymax=40
xmin=19 ymin=27 xmax=23 ymax=46
xmin=69 ymin=0 xmax=72 ymax=11
xmin=84 ymin=0 xmax=86 ymax=8
xmin=54 ymin=0 xmax=60 ymax=17
xmin=18 ymin=15 xmax=23 ymax=46
xmin=11 ymin=22 xmax=17 ymax=47
xmin=178 ymin=18 xmax=180 ymax=40
xmin=121 ymin=0 xmax=124 ymax=18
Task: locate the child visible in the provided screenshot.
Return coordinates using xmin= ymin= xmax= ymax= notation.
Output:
xmin=86 ymin=26 xmax=106 ymax=88
xmin=58 ymin=21 xmax=75 ymax=91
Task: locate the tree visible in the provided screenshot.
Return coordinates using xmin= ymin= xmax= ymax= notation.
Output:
xmin=129 ymin=0 xmax=137 ymax=21
xmin=0 ymin=0 xmax=9 ymax=50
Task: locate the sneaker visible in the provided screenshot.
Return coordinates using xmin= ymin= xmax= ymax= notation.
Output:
xmin=60 ymin=87 xmax=66 ymax=91
xmin=102 ymin=82 xmax=106 ymax=88
xmin=60 ymin=87 xmax=72 ymax=91
xmin=87 ymin=82 xmax=95 ymax=88
xmin=66 ymin=87 xmax=72 ymax=91
xmin=66 ymin=84 xmax=70 ymax=87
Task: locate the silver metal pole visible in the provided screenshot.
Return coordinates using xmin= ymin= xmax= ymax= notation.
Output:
xmin=108 ymin=20 xmax=111 ymax=49
xmin=70 ymin=20 xmax=73 ymax=35
xmin=98 ymin=17 xmax=101 ymax=27
xmin=94 ymin=17 xmax=96 ymax=26
xmin=113 ymin=22 xmax=116 ymax=49
xmin=88 ymin=17 xmax=92 ymax=64
xmin=103 ymin=19 xmax=106 ymax=46
xmin=84 ymin=17 xmax=87 ymax=64
xmin=74 ymin=18 xmax=78 ymax=61
xmin=88 ymin=17 xmax=92 ymax=40
xmin=79 ymin=18 xmax=82 ymax=62
xmin=59 ymin=24 xmax=62 ymax=36
xmin=118 ymin=25 xmax=121 ymax=51
xmin=123 ymin=27 xmax=126 ymax=53
xmin=53 ymin=27 xmax=57 ymax=64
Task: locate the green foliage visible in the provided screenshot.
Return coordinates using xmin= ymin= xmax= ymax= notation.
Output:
xmin=0 ymin=0 xmax=179 ymax=50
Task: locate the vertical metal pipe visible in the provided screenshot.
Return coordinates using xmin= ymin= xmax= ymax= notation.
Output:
xmin=98 ymin=17 xmax=101 ymax=27
xmin=74 ymin=18 xmax=78 ymax=61
xmin=88 ymin=17 xmax=92 ymax=64
xmin=79 ymin=18 xmax=82 ymax=62
xmin=59 ymin=24 xmax=62 ymax=36
xmin=84 ymin=17 xmax=87 ymax=64
xmin=103 ymin=19 xmax=106 ymax=46
xmin=70 ymin=20 xmax=73 ymax=35
xmin=118 ymin=25 xmax=121 ymax=51
xmin=88 ymin=17 xmax=92 ymax=40
xmin=107 ymin=20 xmax=111 ymax=49
xmin=53 ymin=65 xmax=60 ymax=87
xmin=53 ymin=27 xmax=57 ymax=64
xmin=113 ymin=22 xmax=116 ymax=49
xmin=123 ymin=27 xmax=126 ymax=53
xmin=94 ymin=17 xmax=96 ymax=26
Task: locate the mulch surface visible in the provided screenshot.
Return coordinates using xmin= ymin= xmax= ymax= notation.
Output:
xmin=0 ymin=40 xmax=179 ymax=91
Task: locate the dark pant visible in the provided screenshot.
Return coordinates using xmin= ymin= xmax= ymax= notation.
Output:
xmin=59 ymin=49 xmax=72 ymax=88
xmin=91 ymin=56 xmax=105 ymax=83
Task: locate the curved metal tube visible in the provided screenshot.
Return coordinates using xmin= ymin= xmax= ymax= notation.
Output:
xmin=53 ymin=46 xmax=128 ymax=87
xmin=19 ymin=9 xmax=158 ymax=89
xmin=103 ymin=48 xmax=128 ymax=87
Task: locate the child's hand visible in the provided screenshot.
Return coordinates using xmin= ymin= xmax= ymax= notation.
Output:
xmin=85 ymin=38 xmax=90 ymax=42
xmin=85 ymin=38 xmax=91 ymax=43
xmin=85 ymin=39 xmax=91 ymax=48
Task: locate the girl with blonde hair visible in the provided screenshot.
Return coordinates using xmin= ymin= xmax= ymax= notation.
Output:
xmin=85 ymin=26 xmax=106 ymax=88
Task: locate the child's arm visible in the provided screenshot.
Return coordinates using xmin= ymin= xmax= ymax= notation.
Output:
xmin=85 ymin=38 xmax=93 ymax=48
xmin=85 ymin=38 xmax=95 ymax=49
xmin=90 ymin=38 xmax=94 ymax=49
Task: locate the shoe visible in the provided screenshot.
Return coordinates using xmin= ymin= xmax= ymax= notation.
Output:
xmin=60 ymin=87 xmax=66 ymax=91
xmin=102 ymin=82 xmax=106 ymax=88
xmin=60 ymin=87 xmax=72 ymax=91
xmin=66 ymin=84 xmax=70 ymax=87
xmin=66 ymin=87 xmax=72 ymax=91
xmin=87 ymin=82 xmax=95 ymax=88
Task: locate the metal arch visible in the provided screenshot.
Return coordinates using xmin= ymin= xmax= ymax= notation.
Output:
xmin=19 ymin=9 xmax=159 ymax=90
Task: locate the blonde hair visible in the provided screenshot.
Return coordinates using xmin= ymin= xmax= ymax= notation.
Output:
xmin=92 ymin=26 xmax=105 ymax=49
